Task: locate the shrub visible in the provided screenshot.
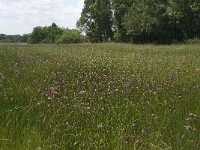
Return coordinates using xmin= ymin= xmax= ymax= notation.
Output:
xmin=57 ymin=29 xmax=83 ymax=44
xmin=28 ymin=23 xmax=64 ymax=44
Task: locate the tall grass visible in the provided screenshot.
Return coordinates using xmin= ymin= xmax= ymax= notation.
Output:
xmin=0 ymin=43 xmax=200 ymax=149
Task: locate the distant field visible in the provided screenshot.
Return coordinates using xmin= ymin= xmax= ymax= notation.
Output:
xmin=0 ymin=43 xmax=200 ymax=149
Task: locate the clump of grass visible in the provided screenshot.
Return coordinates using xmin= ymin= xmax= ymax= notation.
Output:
xmin=0 ymin=43 xmax=200 ymax=149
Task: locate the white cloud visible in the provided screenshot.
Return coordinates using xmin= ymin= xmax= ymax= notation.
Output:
xmin=0 ymin=0 xmax=84 ymax=34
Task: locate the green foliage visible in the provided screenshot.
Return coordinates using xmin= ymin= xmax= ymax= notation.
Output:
xmin=28 ymin=23 xmax=86 ymax=44
xmin=2 ymin=0 xmax=200 ymax=44
xmin=112 ymin=0 xmax=130 ymax=42
xmin=1 ymin=23 xmax=85 ymax=45
xmin=124 ymin=0 xmax=158 ymax=42
xmin=28 ymin=26 xmax=46 ymax=44
xmin=28 ymin=23 xmax=64 ymax=44
xmin=0 ymin=44 xmax=200 ymax=149
xmin=168 ymin=0 xmax=200 ymax=39
xmin=122 ymin=0 xmax=200 ymax=43
xmin=76 ymin=0 xmax=199 ymax=43
xmin=0 ymin=34 xmax=29 ymax=43
xmin=77 ymin=0 xmax=113 ymax=42
xmin=57 ymin=29 xmax=84 ymax=44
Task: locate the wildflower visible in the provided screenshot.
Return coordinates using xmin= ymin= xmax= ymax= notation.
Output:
xmin=184 ymin=125 xmax=197 ymax=132
xmin=97 ymin=123 xmax=103 ymax=129
xmin=86 ymin=106 xmax=91 ymax=110
xmin=142 ymin=127 xmax=149 ymax=136
xmin=124 ymin=136 xmax=130 ymax=144
xmin=187 ymin=113 xmax=198 ymax=122
xmin=48 ymin=96 xmax=53 ymax=100
xmin=37 ymin=101 xmax=42 ymax=106
xmin=36 ymin=147 xmax=41 ymax=150
xmin=131 ymin=122 xmax=136 ymax=129
xmin=15 ymin=69 xmax=20 ymax=76
xmin=79 ymin=90 xmax=86 ymax=96
xmin=135 ymin=139 xmax=142 ymax=147
xmin=189 ymin=113 xmax=197 ymax=119
xmin=115 ymin=89 xmax=119 ymax=92
xmin=49 ymin=85 xmax=57 ymax=95
xmin=49 ymin=84 xmax=58 ymax=98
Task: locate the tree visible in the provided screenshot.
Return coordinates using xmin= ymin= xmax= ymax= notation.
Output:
xmin=0 ymin=34 xmax=6 ymax=41
xmin=47 ymin=23 xmax=63 ymax=43
xmin=168 ymin=0 xmax=200 ymax=39
xmin=77 ymin=0 xmax=113 ymax=42
xmin=123 ymin=0 xmax=199 ymax=43
xmin=77 ymin=0 xmax=96 ymax=41
xmin=0 ymin=34 xmax=28 ymax=43
xmin=28 ymin=23 xmax=64 ymax=44
xmin=57 ymin=29 xmax=85 ymax=44
xmin=28 ymin=26 xmax=46 ymax=44
xmin=124 ymin=0 xmax=159 ymax=43
xmin=20 ymin=34 xmax=29 ymax=43
xmin=112 ymin=0 xmax=130 ymax=42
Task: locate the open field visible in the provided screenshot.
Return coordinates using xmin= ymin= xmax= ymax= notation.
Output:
xmin=0 ymin=43 xmax=200 ymax=149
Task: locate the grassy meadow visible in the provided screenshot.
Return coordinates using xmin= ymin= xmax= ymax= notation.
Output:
xmin=0 ymin=43 xmax=200 ymax=149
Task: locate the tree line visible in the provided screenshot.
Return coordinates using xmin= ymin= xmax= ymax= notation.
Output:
xmin=0 ymin=34 xmax=28 ymax=43
xmin=1 ymin=0 xmax=199 ymax=44
xmin=77 ymin=0 xmax=200 ymax=43
xmin=0 ymin=23 xmax=86 ymax=44
xmin=28 ymin=23 xmax=86 ymax=44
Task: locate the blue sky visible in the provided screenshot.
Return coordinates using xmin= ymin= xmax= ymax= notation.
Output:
xmin=0 ymin=0 xmax=84 ymax=35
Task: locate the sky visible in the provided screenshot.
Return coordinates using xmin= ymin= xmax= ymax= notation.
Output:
xmin=0 ymin=0 xmax=84 ymax=35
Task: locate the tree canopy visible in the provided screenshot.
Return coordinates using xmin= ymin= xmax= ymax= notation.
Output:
xmin=1 ymin=1 xmax=199 ymax=44
xmin=0 ymin=34 xmax=28 ymax=43
xmin=28 ymin=23 xmax=85 ymax=44
xmin=78 ymin=0 xmax=200 ymax=43
xmin=77 ymin=0 xmax=113 ymax=42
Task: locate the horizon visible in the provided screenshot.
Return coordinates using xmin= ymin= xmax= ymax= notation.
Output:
xmin=0 ymin=0 xmax=84 ymax=35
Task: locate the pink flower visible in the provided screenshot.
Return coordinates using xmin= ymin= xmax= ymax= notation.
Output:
xmin=48 ymin=84 xmax=59 ymax=98
xmin=79 ymin=90 xmax=86 ymax=96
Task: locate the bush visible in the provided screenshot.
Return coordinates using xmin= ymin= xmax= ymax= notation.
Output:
xmin=28 ymin=23 xmax=87 ymax=44
xmin=57 ymin=29 xmax=83 ymax=44
xmin=28 ymin=23 xmax=64 ymax=44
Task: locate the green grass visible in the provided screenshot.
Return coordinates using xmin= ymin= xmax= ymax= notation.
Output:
xmin=0 ymin=43 xmax=200 ymax=150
